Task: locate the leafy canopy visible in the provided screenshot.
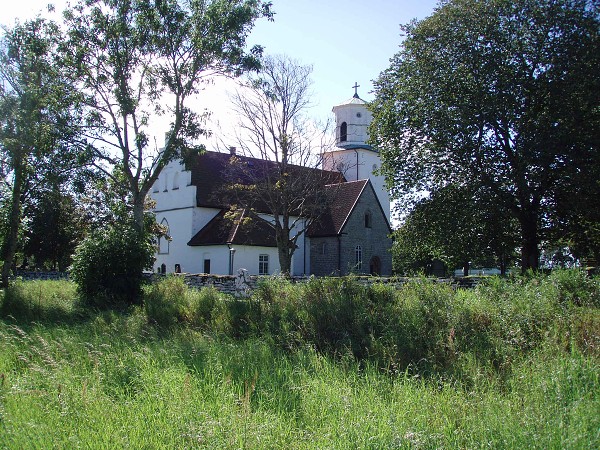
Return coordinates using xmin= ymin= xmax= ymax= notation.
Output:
xmin=370 ymin=0 xmax=600 ymax=270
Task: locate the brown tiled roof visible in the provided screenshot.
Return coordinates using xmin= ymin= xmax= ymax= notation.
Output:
xmin=307 ymin=179 xmax=369 ymax=237
xmin=187 ymin=151 xmax=344 ymax=211
xmin=185 ymin=151 xmax=383 ymax=243
xmin=188 ymin=209 xmax=277 ymax=247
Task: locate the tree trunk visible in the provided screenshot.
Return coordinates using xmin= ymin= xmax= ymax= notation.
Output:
xmin=278 ymin=245 xmax=292 ymax=277
xmin=1 ymin=160 xmax=24 ymax=288
xmin=275 ymin=226 xmax=293 ymax=277
xmin=519 ymin=213 xmax=540 ymax=272
xmin=499 ymin=254 xmax=507 ymax=276
xmin=132 ymin=193 xmax=146 ymax=233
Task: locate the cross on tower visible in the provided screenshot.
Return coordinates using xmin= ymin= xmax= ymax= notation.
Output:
xmin=352 ymin=82 xmax=360 ymax=98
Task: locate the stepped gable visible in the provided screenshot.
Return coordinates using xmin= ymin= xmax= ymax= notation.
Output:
xmin=308 ymin=179 xmax=369 ymax=237
xmin=188 ymin=209 xmax=277 ymax=247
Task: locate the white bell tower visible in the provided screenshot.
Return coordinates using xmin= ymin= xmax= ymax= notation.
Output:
xmin=323 ymin=84 xmax=390 ymax=221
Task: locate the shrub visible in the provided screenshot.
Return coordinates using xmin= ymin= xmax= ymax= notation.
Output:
xmin=186 ymin=286 xmax=220 ymax=329
xmin=211 ymin=297 xmax=261 ymax=338
xmin=144 ymin=275 xmax=188 ymax=327
xmin=547 ymin=269 xmax=600 ymax=307
xmin=70 ymin=225 xmax=154 ymax=308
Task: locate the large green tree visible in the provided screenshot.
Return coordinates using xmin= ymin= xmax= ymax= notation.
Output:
xmin=392 ymin=185 xmax=519 ymax=276
xmin=22 ymin=186 xmax=88 ymax=271
xmin=0 ymin=17 xmax=83 ymax=287
xmin=370 ymin=0 xmax=600 ymax=271
xmin=61 ymin=0 xmax=273 ymax=232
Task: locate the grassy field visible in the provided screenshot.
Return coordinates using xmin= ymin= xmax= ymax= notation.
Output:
xmin=0 ymin=273 xmax=598 ymax=448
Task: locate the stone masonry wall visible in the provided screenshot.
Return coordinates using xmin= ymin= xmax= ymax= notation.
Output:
xmin=12 ymin=271 xmax=479 ymax=295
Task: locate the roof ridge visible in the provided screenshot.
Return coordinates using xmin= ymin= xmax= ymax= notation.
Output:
xmin=228 ymin=208 xmax=245 ymax=244
xmin=324 ymin=179 xmax=368 ymax=188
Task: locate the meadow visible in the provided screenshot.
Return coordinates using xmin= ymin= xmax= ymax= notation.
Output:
xmin=0 ymin=272 xmax=598 ymax=449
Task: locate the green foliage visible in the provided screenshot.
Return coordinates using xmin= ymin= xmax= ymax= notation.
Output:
xmin=61 ymin=0 xmax=273 ymax=231
xmin=370 ymin=0 xmax=600 ymax=270
xmin=7 ymin=271 xmax=598 ymax=377
xmin=144 ymin=275 xmax=223 ymax=328
xmin=23 ymin=188 xmax=87 ymax=271
xmin=547 ymin=268 xmax=600 ymax=307
xmin=143 ymin=275 xmax=189 ymax=327
xmin=392 ymin=184 xmax=519 ymax=275
xmin=0 ymin=17 xmax=85 ymax=286
xmin=1 ymin=276 xmax=598 ymax=448
xmin=69 ymin=225 xmax=154 ymax=308
xmin=0 ymin=279 xmax=79 ymax=322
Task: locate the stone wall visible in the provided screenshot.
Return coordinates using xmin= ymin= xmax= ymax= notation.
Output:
xmin=12 ymin=270 xmax=479 ymax=295
xmin=338 ymin=184 xmax=393 ymax=276
xmin=14 ymin=271 xmax=69 ymax=281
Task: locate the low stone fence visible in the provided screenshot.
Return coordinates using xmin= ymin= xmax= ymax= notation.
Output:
xmin=12 ymin=270 xmax=480 ymax=295
xmin=150 ymin=272 xmax=479 ymax=296
xmin=14 ymin=271 xmax=69 ymax=281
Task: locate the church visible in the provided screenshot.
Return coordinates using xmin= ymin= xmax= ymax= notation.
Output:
xmin=150 ymin=90 xmax=393 ymax=277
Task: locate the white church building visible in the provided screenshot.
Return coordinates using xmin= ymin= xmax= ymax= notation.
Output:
xmin=150 ymin=91 xmax=393 ymax=277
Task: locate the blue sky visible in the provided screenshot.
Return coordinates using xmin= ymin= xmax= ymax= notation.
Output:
xmin=2 ymin=0 xmax=440 ymax=137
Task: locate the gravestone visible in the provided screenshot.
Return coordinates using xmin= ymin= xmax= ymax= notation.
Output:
xmin=234 ymin=268 xmax=251 ymax=297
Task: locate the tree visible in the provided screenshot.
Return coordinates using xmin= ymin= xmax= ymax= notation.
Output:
xmin=370 ymin=0 xmax=600 ymax=271
xmin=23 ymin=187 xmax=87 ymax=271
xmin=392 ymin=185 xmax=519 ymax=276
xmin=70 ymin=223 xmax=155 ymax=308
xmin=225 ymin=55 xmax=337 ymax=275
xmin=61 ymin=0 xmax=273 ymax=233
xmin=0 ymin=17 xmax=83 ymax=286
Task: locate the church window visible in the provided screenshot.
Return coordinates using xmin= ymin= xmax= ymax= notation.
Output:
xmin=203 ymin=259 xmax=211 ymax=274
xmin=158 ymin=218 xmax=170 ymax=254
xmin=340 ymin=122 xmax=347 ymax=142
xmin=355 ymin=245 xmax=362 ymax=271
xmin=152 ymin=180 xmax=160 ymax=193
xmin=365 ymin=212 xmax=372 ymax=228
xmin=356 ymin=112 xmax=362 ymax=118
xmin=259 ymin=254 xmax=269 ymax=275
xmin=172 ymin=172 xmax=180 ymax=190
xmin=321 ymin=242 xmax=327 ymax=255
xmin=163 ymin=173 xmax=169 ymax=192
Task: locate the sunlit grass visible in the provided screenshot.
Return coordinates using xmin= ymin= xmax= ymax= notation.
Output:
xmin=0 ymin=273 xmax=598 ymax=448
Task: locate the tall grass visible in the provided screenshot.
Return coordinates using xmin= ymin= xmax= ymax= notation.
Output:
xmin=1 ymin=271 xmax=598 ymax=448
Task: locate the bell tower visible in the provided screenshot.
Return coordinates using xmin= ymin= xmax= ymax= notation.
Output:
xmin=323 ymin=84 xmax=390 ymax=221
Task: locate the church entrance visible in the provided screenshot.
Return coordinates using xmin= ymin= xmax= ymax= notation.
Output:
xmin=369 ymin=256 xmax=381 ymax=276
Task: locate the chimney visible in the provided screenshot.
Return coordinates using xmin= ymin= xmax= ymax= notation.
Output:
xmin=229 ymin=146 xmax=237 ymax=156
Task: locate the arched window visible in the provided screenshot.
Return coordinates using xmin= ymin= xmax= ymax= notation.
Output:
xmin=172 ymin=172 xmax=180 ymax=190
xmin=364 ymin=211 xmax=372 ymax=228
xmin=340 ymin=122 xmax=347 ymax=142
xmin=321 ymin=242 xmax=327 ymax=255
xmin=158 ymin=218 xmax=170 ymax=254
xmin=355 ymin=245 xmax=362 ymax=271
